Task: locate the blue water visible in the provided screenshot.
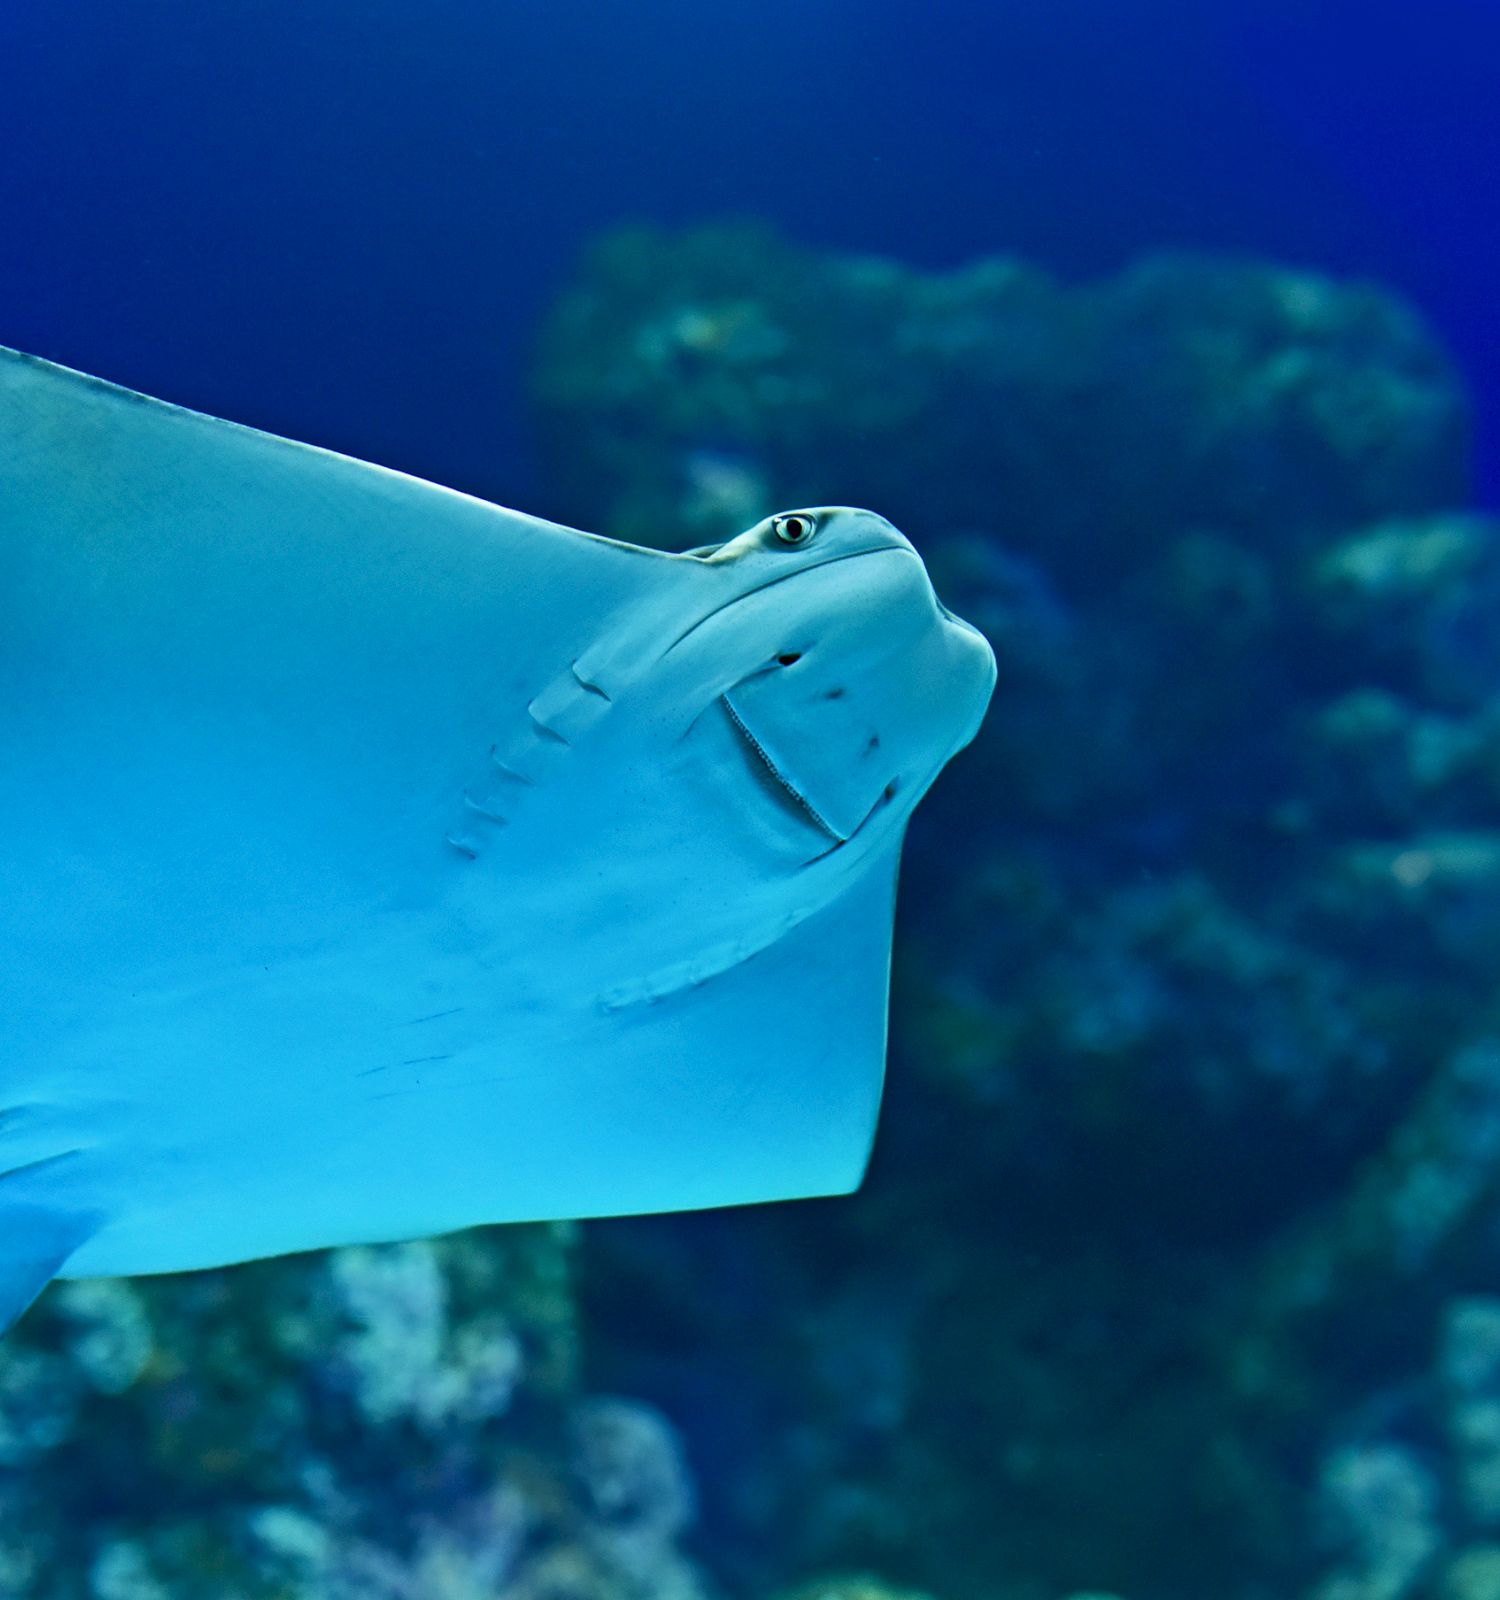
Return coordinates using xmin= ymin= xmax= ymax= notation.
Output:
xmin=0 ymin=0 xmax=1494 ymax=502
xmin=4 ymin=8 xmax=1500 ymax=1597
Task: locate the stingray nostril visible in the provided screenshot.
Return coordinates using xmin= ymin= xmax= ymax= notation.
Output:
xmin=865 ymin=734 xmax=881 ymax=754
xmin=884 ymin=780 xmax=899 ymax=801
xmin=823 ymin=687 xmax=845 ymax=701
xmin=776 ymin=652 xmax=802 ymax=667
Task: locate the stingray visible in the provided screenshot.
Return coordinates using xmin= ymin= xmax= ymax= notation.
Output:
xmin=0 ymin=345 xmax=994 ymax=1332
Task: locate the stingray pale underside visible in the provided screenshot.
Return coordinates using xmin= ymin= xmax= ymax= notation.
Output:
xmin=0 ymin=348 xmax=905 ymax=1328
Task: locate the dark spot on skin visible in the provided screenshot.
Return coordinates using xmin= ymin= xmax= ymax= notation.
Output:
xmin=777 ymin=652 xmax=802 ymax=666
xmin=824 ymin=687 xmax=845 ymax=700
xmin=866 ymin=734 xmax=881 ymax=754
xmin=884 ymin=780 xmax=900 ymax=801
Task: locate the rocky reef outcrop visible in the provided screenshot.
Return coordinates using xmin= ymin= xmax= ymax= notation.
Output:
xmin=534 ymin=225 xmax=1496 ymax=1600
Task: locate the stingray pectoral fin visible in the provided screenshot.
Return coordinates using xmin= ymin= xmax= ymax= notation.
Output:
xmin=0 ymin=345 xmax=716 ymax=959
xmin=0 ymin=346 xmax=705 ymax=847
xmin=0 ymin=344 xmax=679 ymax=620
xmin=0 ymin=1199 xmax=96 ymax=1334
xmin=592 ymin=847 xmax=904 ymax=1215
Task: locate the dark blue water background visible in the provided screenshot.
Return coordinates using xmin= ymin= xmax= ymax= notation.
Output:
xmin=1 ymin=0 xmax=1494 ymax=507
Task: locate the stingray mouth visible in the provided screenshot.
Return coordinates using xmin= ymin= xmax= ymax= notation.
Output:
xmin=719 ymin=695 xmax=843 ymax=845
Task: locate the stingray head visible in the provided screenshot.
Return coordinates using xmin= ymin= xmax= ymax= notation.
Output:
xmin=672 ymin=507 xmax=996 ymax=860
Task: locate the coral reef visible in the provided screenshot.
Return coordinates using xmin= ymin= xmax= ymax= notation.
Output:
xmin=534 ymin=225 xmax=1499 ymax=1600
xmin=0 ymin=1226 xmax=711 ymax=1600
xmin=1303 ymin=1295 xmax=1500 ymax=1600
xmin=532 ymin=224 xmax=1466 ymax=573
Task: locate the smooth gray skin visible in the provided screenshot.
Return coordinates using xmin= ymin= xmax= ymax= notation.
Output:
xmin=0 ymin=346 xmax=995 ymax=1331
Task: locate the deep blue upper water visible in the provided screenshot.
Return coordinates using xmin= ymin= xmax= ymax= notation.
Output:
xmin=0 ymin=0 xmax=1494 ymax=504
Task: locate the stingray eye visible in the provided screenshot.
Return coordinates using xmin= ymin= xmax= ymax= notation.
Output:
xmin=772 ymin=512 xmax=817 ymax=547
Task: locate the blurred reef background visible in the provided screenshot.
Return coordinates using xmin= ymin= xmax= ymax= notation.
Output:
xmin=7 ymin=221 xmax=1500 ymax=1600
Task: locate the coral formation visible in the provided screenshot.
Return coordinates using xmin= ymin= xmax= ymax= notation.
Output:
xmin=1303 ymin=1296 xmax=1500 ymax=1600
xmin=0 ymin=1226 xmax=710 ymax=1599
xmin=532 ymin=224 xmax=1466 ymax=574
xmin=535 ymin=225 xmax=1499 ymax=1600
